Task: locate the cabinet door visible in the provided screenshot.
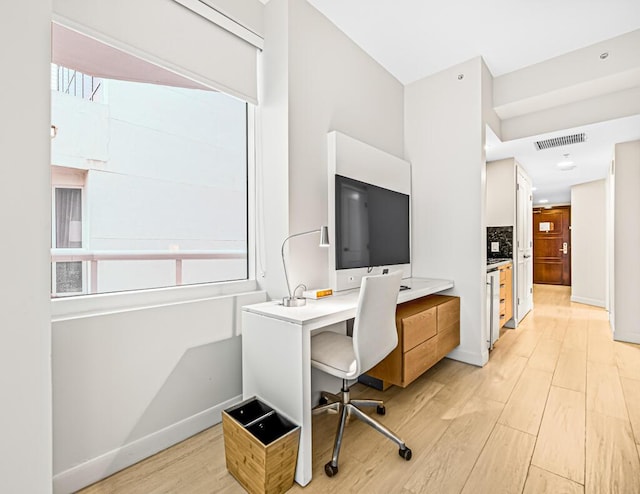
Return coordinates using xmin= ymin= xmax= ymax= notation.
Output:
xmin=516 ymin=169 xmax=533 ymax=320
xmin=504 ymin=264 xmax=513 ymax=322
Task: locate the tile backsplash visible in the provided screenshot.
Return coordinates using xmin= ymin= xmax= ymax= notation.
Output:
xmin=487 ymin=226 xmax=513 ymax=259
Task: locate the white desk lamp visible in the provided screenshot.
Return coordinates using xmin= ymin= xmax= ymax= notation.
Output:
xmin=281 ymin=226 xmax=329 ymax=307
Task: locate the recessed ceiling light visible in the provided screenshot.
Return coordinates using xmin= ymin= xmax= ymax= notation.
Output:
xmin=557 ymin=160 xmax=576 ymax=170
xmin=538 ymin=199 xmax=549 ymax=204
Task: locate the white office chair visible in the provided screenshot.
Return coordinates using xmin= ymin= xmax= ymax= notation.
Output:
xmin=310 ymin=271 xmax=412 ymax=477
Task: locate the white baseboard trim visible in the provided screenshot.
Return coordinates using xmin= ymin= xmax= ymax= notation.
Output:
xmin=52 ymin=395 xmax=242 ymax=494
xmin=446 ymin=347 xmax=486 ymax=367
xmin=613 ymin=332 xmax=640 ymax=345
xmin=570 ymin=295 xmax=605 ymax=308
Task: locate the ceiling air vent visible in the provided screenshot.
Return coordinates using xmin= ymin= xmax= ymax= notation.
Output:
xmin=534 ymin=133 xmax=586 ymax=151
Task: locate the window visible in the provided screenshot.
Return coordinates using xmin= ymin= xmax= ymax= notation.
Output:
xmin=52 ymin=186 xmax=85 ymax=295
xmin=51 ymin=26 xmax=249 ymax=297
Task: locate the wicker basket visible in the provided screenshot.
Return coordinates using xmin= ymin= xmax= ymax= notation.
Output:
xmin=222 ymin=398 xmax=300 ymax=494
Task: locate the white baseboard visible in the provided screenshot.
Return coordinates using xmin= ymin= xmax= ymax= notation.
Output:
xmin=446 ymin=347 xmax=486 ymax=367
xmin=613 ymin=332 xmax=640 ymax=345
xmin=52 ymin=395 xmax=242 ymax=494
xmin=570 ymin=295 xmax=605 ymax=308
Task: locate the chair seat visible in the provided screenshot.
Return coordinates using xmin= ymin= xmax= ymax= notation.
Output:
xmin=310 ymin=331 xmax=358 ymax=380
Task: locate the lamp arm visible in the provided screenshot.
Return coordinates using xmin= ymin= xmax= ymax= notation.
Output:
xmin=281 ymin=229 xmax=321 ymax=299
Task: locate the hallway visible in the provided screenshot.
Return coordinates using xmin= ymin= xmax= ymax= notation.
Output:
xmin=81 ymin=285 xmax=640 ymax=493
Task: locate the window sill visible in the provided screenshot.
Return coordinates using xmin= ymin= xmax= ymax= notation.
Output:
xmin=51 ymin=279 xmax=260 ymax=322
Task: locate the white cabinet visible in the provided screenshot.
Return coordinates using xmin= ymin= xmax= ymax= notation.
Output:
xmin=486 ymin=158 xmax=533 ymax=326
xmin=516 ymin=168 xmax=533 ymax=320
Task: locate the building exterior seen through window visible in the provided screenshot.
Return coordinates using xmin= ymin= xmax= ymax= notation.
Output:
xmin=51 ymin=37 xmax=249 ymax=297
xmin=53 ymin=187 xmax=84 ymax=294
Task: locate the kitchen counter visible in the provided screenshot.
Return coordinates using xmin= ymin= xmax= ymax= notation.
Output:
xmin=487 ymin=259 xmax=512 ymax=271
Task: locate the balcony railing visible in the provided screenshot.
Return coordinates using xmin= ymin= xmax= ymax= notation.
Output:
xmin=51 ymin=248 xmax=247 ymax=295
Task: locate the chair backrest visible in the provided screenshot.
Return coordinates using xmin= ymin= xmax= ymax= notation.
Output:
xmin=352 ymin=271 xmax=402 ymax=375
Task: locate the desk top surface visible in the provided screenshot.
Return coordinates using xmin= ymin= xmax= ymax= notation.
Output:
xmin=242 ymin=277 xmax=454 ymax=327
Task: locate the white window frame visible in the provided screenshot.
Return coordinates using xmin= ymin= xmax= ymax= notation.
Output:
xmin=50 ymin=20 xmax=259 ymax=316
xmin=52 ymin=103 xmax=258 ymax=318
xmin=51 ymin=184 xmax=88 ymax=297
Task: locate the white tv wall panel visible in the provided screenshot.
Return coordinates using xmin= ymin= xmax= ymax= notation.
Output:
xmin=327 ymin=131 xmax=412 ymax=292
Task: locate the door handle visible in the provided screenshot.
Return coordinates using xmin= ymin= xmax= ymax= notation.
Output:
xmin=559 ymin=242 xmax=568 ymax=254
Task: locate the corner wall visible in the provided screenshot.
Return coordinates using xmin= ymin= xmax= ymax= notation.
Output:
xmin=0 ymin=2 xmax=53 ymax=492
xmin=571 ymin=180 xmax=607 ymax=307
xmin=265 ymin=0 xmax=405 ymax=296
xmin=613 ymin=140 xmax=640 ymax=343
xmin=406 ymin=57 xmax=488 ymax=366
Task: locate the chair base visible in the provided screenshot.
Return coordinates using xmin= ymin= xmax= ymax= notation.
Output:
xmin=312 ymin=379 xmax=412 ymax=476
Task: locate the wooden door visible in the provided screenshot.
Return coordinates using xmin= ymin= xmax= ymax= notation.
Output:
xmin=533 ymin=206 xmax=571 ymax=285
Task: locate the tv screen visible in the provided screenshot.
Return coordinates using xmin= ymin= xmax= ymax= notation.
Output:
xmin=335 ymin=174 xmax=410 ymax=270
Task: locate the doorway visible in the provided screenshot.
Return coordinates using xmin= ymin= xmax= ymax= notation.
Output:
xmin=533 ymin=206 xmax=571 ymax=285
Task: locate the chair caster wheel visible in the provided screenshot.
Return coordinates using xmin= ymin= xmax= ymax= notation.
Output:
xmin=319 ymin=396 xmax=328 ymax=406
xmin=376 ymin=405 xmax=386 ymax=415
xmin=324 ymin=462 xmax=338 ymax=477
xmin=399 ymin=447 xmax=412 ymax=461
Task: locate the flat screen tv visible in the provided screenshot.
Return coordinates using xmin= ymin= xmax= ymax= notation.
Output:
xmin=335 ymin=174 xmax=410 ymax=270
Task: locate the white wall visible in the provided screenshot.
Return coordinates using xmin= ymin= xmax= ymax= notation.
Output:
xmin=52 ymin=288 xmax=265 ymax=493
xmin=0 ymin=2 xmax=53 ymax=493
xmin=256 ymin=0 xmax=290 ymax=297
xmin=260 ymin=0 xmax=405 ymax=298
xmin=571 ymin=180 xmax=607 ymax=307
xmin=287 ymin=0 xmax=405 ymax=294
xmin=406 ymin=57 xmax=488 ymax=366
xmin=486 ymin=158 xmax=516 ymax=227
xmin=612 ymin=140 xmax=640 ymax=343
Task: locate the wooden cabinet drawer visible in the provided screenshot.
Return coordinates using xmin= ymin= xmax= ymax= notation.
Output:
xmin=437 ymin=322 xmax=460 ymax=360
xmin=364 ymin=294 xmax=460 ymax=389
xmin=401 ymin=307 xmax=436 ymax=351
xmin=403 ymin=336 xmax=438 ymax=385
xmin=437 ymin=297 xmax=460 ymax=330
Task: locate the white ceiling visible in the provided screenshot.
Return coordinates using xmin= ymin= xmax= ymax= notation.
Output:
xmin=304 ymin=0 xmax=640 ymax=203
xmin=486 ymin=115 xmax=640 ymax=204
xmin=306 ymin=0 xmax=640 ymax=85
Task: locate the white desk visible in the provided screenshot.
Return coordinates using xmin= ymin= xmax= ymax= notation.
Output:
xmin=241 ymin=277 xmax=454 ymax=486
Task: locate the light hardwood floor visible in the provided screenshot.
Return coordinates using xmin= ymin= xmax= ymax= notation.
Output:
xmin=80 ymin=285 xmax=640 ymax=494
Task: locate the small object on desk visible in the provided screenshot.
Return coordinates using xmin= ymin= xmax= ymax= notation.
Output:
xmin=282 ymin=296 xmax=306 ymax=307
xmin=303 ymin=288 xmax=333 ymax=299
xmin=400 ymin=285 xmax=410 ymax=291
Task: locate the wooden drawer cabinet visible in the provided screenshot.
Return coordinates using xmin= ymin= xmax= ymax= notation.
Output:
xmin=498 ymin=263 xmax=513 ymax=328
xmin=404 ymin=336 xmax=438 ymax=384
xmin=366 ymin=294 xmax=460 ymax=388
xmin=402 ymin=307 xmax=437 ymax=351
xmin=437 ymin=322 xmax=461 ymax=360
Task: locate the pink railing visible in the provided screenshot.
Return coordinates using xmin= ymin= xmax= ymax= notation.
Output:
xmin=51 ymin=249 xmax=247 ymax=294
